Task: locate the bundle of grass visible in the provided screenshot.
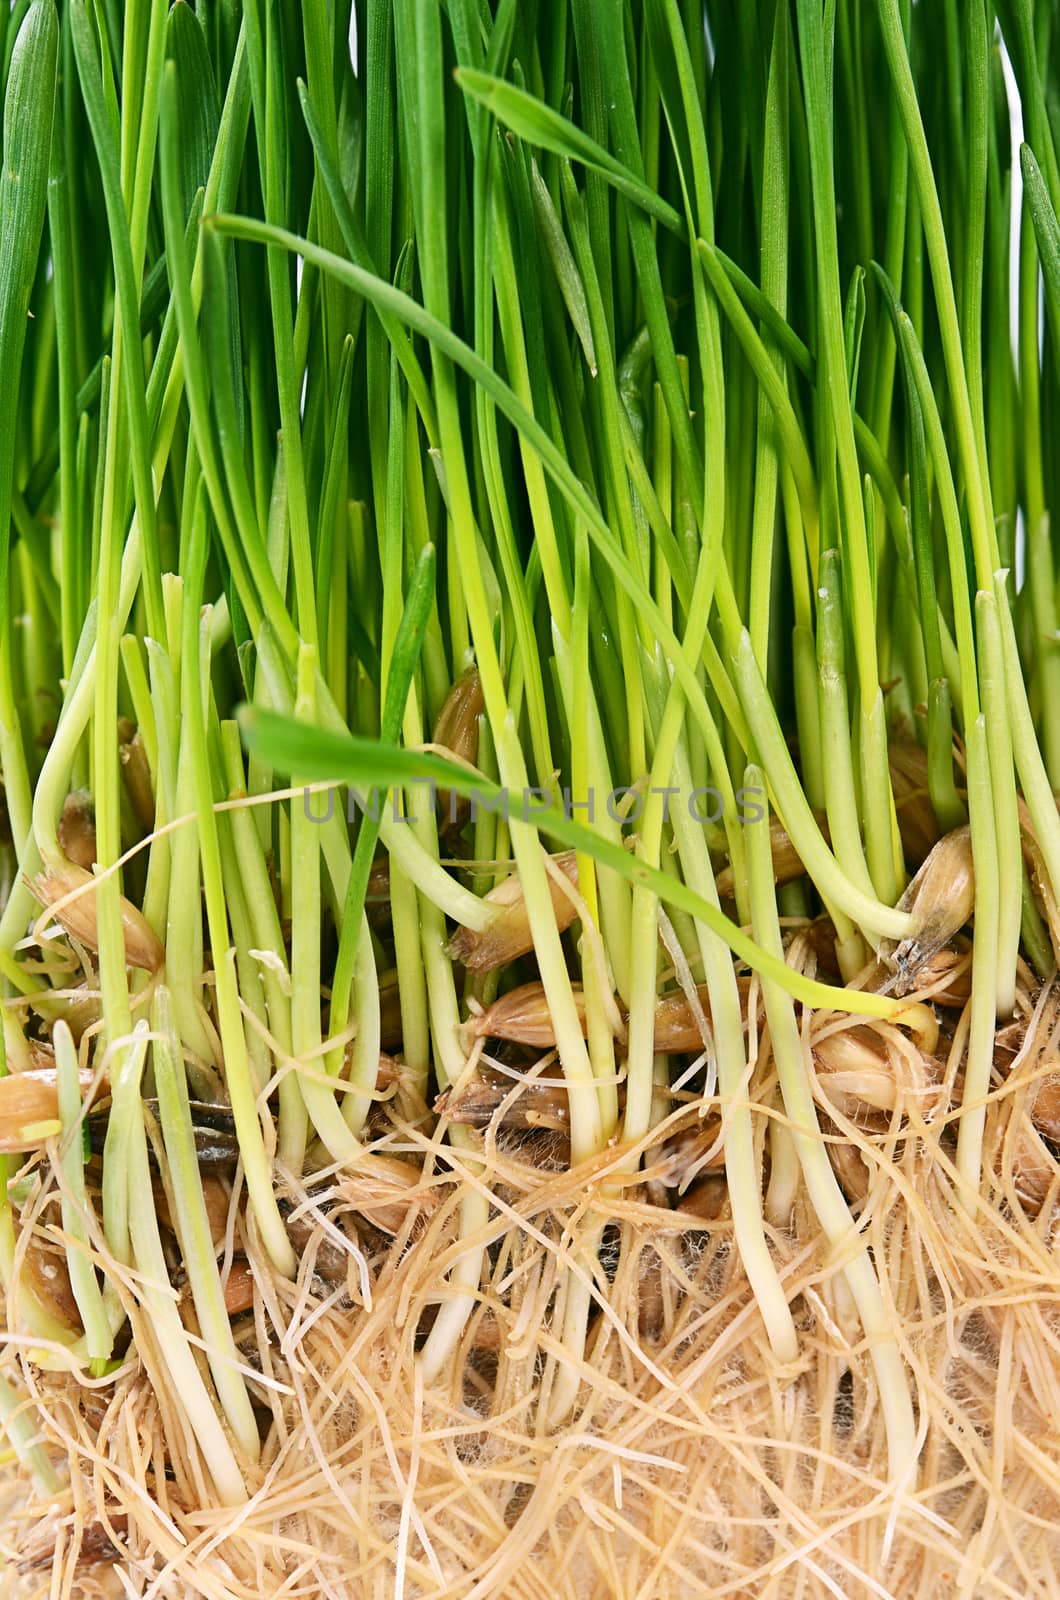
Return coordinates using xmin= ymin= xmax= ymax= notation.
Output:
xmin=2 ymin=0 xmax=1060 ymax=1595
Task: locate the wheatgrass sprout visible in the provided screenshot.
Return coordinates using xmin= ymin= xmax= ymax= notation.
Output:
xmin=745 ymin=766 xmax=915 ymax=1482
xmin=2 ymin=0 xmax=1060 ymax=1594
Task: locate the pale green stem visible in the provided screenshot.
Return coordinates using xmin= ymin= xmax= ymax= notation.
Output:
xmin=745 ymin=765 xmax=917 ymax=1485
xmin=955 ymin=719 xmax=1001 ymax=1203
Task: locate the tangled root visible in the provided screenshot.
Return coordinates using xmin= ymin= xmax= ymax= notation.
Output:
xmin=2 ymin=1087 xmax=1059 ymax=1600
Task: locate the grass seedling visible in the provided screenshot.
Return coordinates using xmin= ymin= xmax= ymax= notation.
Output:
xmin=1 ymin=4 xmax=1059 ymax=1593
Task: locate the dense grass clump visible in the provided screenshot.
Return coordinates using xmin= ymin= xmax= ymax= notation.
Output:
xmin=1 ymin=1 xmax=1060 ymax=1595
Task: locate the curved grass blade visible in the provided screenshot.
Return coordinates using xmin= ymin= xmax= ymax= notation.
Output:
xmin=240 ymin=705 xmax=928 ymax=1035
xmin=455 ymin=66 xmax=685 ymax=237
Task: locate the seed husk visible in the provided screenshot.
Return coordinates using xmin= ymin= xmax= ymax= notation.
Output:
xmin=153 ymin=1173 xmax=232 ymax=1250
xmin=826 ymin=1132 xmax=872 ymax=1204
xmin=992 ymin=981 xmax=1058 ymax=1065
xmin=374 ymin=1052 xmax=402 ymax=1093
xmin=16 ymin=1228 xmax=81 ymax=1328
xmin=811 ymin=1023 xmax=945 ymax=1120
xmin=16 ymin=1513 xmax=126 ymax=1573
xmin=467 ymin=975 xmax=753 ymax=1053
xmin=31 ymin=863 xmax=165 ymax=972
xmin=222 ymin=1258 xmax=256 ymax=1317
xmin=986 ymin=1102 xmax=1060 ymax=1215
xmin=0 ymin=1066 xmax=100 ymax=1152
xmin=894 ymin=788 xmax=941 ymax=869
xmin=467 ymin=981 xmax=588 ymax=1048
xmin=365 ymin=853 xmax=392 ymax=931
xmin=28 ymin=982 xmax=103 ymax=1041
xmin=167 ymin=1102 xmax=239 ymax=1169
xmin=334 ymin=1154 xmax=436 ymax=1235
xmin=888 ymin=738 xmax=943 ymax=865
xmin=433 ymin=667 xmax=484 ymax=829
xmin=119 ymin=727 xmax=156 ymax=831
xmin=377 ymin=968 xmax=404 ymax=1051
xmin=637 ymin=1250 xmax=665 ymax=1339
xmin=1019 ymin=806 xmax=1060 ymax=965
xmin=57 ymin=792 xmax=96 ymax=869
xmin=675 ymin=1175 xmax=730 ymax=1222
xmin=1029 ymin=1069 xmax=1060 ymax=1142
xmin=447 ymin=851 xmax=580 ymax=972
xmin=879 ymin=827 xmax=975 ymax=993
xmin=437 ymin=1067 xmax=571 ymax=1132
xmin=654 ymin=1120 xmax=726 ymax=1186
xmin=716 ymin=814 xmax=825 ymax=897
xmin=284 ymin=1207 xmax=352 ymax=1283
xmin=867 ymin=942 xmax=973 ymax=1006
xmin=653 ymin=982 xmax=745 ymax=1053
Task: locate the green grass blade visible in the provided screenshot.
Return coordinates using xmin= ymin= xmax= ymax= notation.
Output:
xmin=240 ymin=705 xmax=923 ymax=1028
